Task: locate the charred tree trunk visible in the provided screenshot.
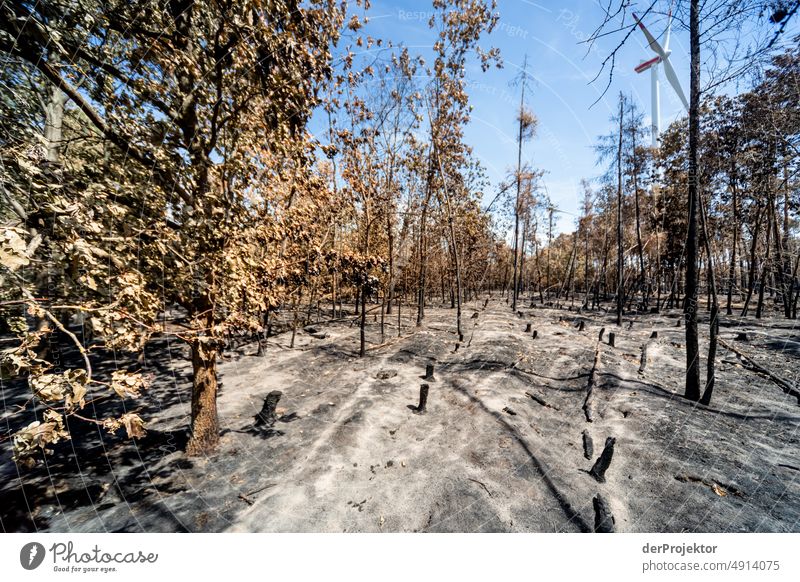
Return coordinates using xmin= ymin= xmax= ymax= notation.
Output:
xmin=700 ymin=194 xmax=719 ymax=406
xmin=616 ymin=94 xmax=624 ymax=327
xmin=726 ymin=175 xmax=739 ymax=316
xmin=771 ymin=192 xmax=791 ymax=319
xmin=437 ymin=153 xmax=464 ymax=342
xmin=756 ymin=208 xmax=772 ymax=320
xmin=632 ymin=122 xmax=646 ymax=309
xmin=583 ymin=223 xmax=590 ymax=309
xmin=416 ymin=186 xmax=433 ymax=327
xmin=360 ymin=281 xmax=367 ymax=357
xmin=781 ymin=163 xmax=793 ymax=319
xmin=741 ymin=205 xmax=765 ymax=317
xmin=684 ymin=0 xmax=701 ymax=402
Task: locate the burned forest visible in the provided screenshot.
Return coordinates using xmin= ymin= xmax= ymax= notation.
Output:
xmin=1 ymin=0 xmax=799 ymax=534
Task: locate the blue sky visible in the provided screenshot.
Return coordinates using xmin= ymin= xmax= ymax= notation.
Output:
xmin=321 ymin=0 xmax=798 ymax=235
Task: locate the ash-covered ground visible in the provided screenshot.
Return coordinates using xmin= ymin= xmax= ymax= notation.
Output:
xmin=2 ymin=297 xmax=799 ymax=532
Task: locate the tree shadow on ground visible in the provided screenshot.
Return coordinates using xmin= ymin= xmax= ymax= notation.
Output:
xmin=596 ymin=372 xmax=800 ymax=423
xmin=0 ymin=333 xmax=200 ymax=532
xmin=450 ymin=379 xmax=592 ymax=533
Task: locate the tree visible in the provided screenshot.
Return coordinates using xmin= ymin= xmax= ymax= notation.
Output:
xmin=415 ymin=0 xmax=500 ymax=332
xmin=1 ymin=0 xmax=351 ymax=457
xmin=685 ymin=0 xmax=702 ymax=400
xmin=511 ymin=56 xmax=538 ymax=312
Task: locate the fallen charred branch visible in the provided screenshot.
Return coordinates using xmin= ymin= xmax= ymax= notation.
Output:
xmin=718 ymin=339 xmax=800 ymax=404
xmin=583 ymin=345 xmax=601 ymax=422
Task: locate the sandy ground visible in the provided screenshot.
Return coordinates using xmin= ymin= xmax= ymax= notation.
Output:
xmin=1 ymin=296 xmax=799 ymax=532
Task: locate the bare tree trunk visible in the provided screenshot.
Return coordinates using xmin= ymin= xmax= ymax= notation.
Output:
xmin=547 ymin=206 xmax=553 ymax=300
xmin=417 ymin=186 xmax=433 ymax=327
xmin=360 ymin=212 xmax=371 ymax=356
xmin=616 ymin=93 xmax=624 ymax=327
xmin=597 ymin=223 xmax=610 ymax=309
xmin=699 ymin=194 xmax=719 ymax=406
xmin=44 ymin=79 xmax=67 ymax=164
xmin=386 ymin=213 xmax=395 ymax=317
xmin=187 ymin=338 xmax=220 ymax=455
xmin=654 ymin=192 xmax=663 ymax=313
xmin=726 ymin=178 xmax=738 ymax=316
xmin=583 ymin=221 xmax=590 ymax=309
xmin=791 ymin=253 xmax=800 ymax=319
xmin=756 ymin=207 xmax=773 ymax=320
xmin=741 ymin=205 xmax=765 ymax=316
xmin=632 ymin=121 xmax=646 ymax=308
xmin=772 ymin=188 xmax=791 ymax=318
xmin=360 ymin=282 xmax=367 ymax=356
xmin=684 ymin=0 xmax=701 ymax=401
xmin=437 ymin=153 xmax=464 ymax=342
xmin=290 ymin=295 xmax=299 ymax=348
xmin=782 ymin=163 xmax=794 ymax=318
xmin=511 ymin=78 xmax=526 ymax=313
xmin=519 ymin=216 xmax=528 ymax=302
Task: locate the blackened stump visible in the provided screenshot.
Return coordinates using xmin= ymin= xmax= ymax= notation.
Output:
xmin=598 ymin=327 xmax=605 ymax=341
xmin=413 ymin=384 xmax=429 ymax=414
xmin=525 ymin=323 xmax=532 ymax=332
xmin=578 ymin=321 xmax=585 ymax=331
xmin=650 ymin=331 xmax=658 ymax=339
xmin=639 ymin=343 xmax=649 ymax=373
xmin=423 ymin=363 xmax=436 ymax=382
xmin=582 ymin=430 xmax=594 ymax=460
xmin=608 ymin=332 xmax=616 ymax=347
xmin=254 ymin=391 xmax=282 ymax=427
xmin=590 ymin=437 xmax=616 ymax=483
xmin=532 ymin=330 xmax=538 ymax=339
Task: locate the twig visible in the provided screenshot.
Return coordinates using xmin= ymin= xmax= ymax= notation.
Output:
xmin=238 ymin=482 xmax=277 ymax=505
xmin=21 ymin=289 xmax=93 ymax=381
xmin=467 ymin=477 xmax=493 ymax=498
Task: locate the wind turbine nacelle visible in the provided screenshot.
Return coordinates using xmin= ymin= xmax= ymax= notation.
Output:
xmin=634 ymin=56 xmax=661 ymax=73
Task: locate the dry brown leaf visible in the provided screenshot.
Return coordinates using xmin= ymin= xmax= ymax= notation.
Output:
xmin=711 ymin=482 xmax=728 ymax=497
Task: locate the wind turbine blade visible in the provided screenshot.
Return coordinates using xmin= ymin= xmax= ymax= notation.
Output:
xmin=632 ymin=13 xmax=667 ymax=58
xmin=664 ymin=9 xmax=672 ymax=51
xmin=661 ymin=56 xmax=689 ymax=111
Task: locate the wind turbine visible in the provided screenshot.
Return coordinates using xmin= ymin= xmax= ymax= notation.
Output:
xmin=632 ymin=9 xmax=688 ymax=148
